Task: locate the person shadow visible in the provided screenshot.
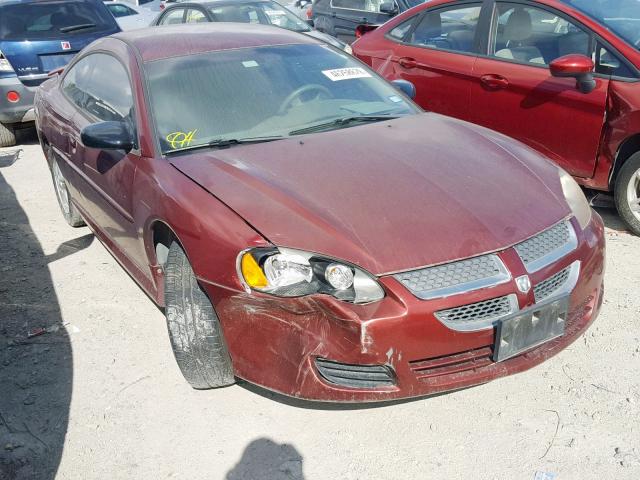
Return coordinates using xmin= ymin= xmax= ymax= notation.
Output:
xmin=0 ymin=138 xmax=90 ymax=479
xmin=226 ymin=438 xmax=305 ymax=480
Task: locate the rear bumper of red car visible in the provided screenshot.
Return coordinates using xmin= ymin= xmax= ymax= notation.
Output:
xmin=206 ymin=214 xmax=605 ymax=402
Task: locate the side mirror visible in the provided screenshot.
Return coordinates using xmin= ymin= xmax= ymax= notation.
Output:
xmin=81 ymin=121 xmax=135 ymax=152
xmin=391 ymin=79 xmax=416 ymax=100
xmin=379 ymin=1 xmax=397 ymax=15
xmin=550 ymin=54 xmax=596 ymax=94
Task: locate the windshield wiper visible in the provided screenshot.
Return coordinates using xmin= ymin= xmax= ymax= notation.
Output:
xmin=165 ymin=135 xmax=286 ymax=154
xmin=289 ymin=115 xmax=402 ymax=136
xmin=59 ymin=23 xmax=96 ymax=33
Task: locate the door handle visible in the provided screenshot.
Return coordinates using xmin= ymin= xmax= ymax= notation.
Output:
xmin=398 ymin=57 xmax=419 ymax=69
xmin=480 ymin=74 xmax=509 ymax=90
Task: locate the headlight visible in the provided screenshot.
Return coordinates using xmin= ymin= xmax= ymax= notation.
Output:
xmin=343 ymin=44 xmax=353 ymax=55
xmin=559 ymin=169 xmax=592 ymax=230
xmin=238 ymin=247 xmax=384 ymax=304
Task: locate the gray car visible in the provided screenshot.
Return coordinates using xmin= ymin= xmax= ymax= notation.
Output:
xmin=152 ymin=0 xmax=352 ymax=53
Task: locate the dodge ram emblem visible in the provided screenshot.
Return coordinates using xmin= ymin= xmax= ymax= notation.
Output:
xmin=516 ymin=275 xmax=532 ymax=294
xmin=61 ymin=41 xmax=71 ymax=50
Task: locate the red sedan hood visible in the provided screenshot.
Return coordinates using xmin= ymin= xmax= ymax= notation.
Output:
xmin=169 ymin=113 xmax=570 ymax=275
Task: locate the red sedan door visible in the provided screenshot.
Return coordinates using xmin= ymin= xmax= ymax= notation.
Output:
xmin=469 ymin=1 xmax=608 ymax=178
xmin=371 ymin=2 xmax=484 ymax=120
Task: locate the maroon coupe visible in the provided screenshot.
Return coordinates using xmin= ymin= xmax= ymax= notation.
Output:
xmin=35 ymin=24 xmax=605 ymax=402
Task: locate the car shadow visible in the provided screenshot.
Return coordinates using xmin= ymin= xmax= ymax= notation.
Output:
xmin=0 ymin=147 xmax=85 ymax=479
xmin=226 ymin=438 xmax=305 ymax=480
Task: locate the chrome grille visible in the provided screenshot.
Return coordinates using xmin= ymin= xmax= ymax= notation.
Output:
xmin=394 ymin=254 xmax=510 ymax=300
xmin=435 ymin=295 xmax=517 ymax=331
xmin=515 ymin=221 xmax=577 ymax=272
xmin=534 ymin=266 xmax=572 ymax=303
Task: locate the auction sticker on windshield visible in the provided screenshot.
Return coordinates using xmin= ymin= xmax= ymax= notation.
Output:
xmin=322 ymin=67 xmax=371 ymax=81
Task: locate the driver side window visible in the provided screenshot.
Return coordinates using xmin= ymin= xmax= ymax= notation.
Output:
xmin=490 ymin=3 xmax=592 ymax=66
xmin=62 ymin=54 xmax=134 ymax=123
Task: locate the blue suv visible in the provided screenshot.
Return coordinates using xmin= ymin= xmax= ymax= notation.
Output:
xmin=0 ymin=0 xmax=120 ymax=147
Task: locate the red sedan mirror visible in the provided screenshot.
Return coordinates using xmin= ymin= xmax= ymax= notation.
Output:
xmin=549 ymin=54 xmax=596 ymax=94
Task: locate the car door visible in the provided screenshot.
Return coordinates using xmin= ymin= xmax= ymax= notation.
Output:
xmin=63 ymin=53 xmax=141 ymax=259
xmin=469 ymin=1 xmax=608 ymax=178
xmin=329 ymin=0 xmax=398 ymax=42
xmin=377 ymin=2 xmax=484 ymax=120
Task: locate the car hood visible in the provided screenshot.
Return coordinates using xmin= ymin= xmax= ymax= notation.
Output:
xmin=169 ymin=113 xmax=571 ymax=275
xmin=302 ymin=29 xmax=346 ymax=50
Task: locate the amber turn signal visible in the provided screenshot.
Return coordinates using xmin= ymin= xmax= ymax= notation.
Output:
xmin=241 ymin=252 xmax=268 ymax=288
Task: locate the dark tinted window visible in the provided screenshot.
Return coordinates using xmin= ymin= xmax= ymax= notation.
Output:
xmin=408 ymin=5 xmax=481 ymax=53
xmin=0 ymin=0 xmax=117 ymax=40
xmin=63 ymin=54 xmax=133 ymax=122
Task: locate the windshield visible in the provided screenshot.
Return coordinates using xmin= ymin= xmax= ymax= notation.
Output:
xmin=0 ymin=0 xmax=117 ymax=40
xmin=562 ymin=0 xmax=640 ymax=49
xmin=207 ymin=1 xmax=311 ymax=32
xmin=147 ymin=44 xmax=418 ymax=154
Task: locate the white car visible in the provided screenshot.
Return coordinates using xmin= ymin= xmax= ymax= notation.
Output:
xmin=104 ymin=1 xmax=158 ymax=29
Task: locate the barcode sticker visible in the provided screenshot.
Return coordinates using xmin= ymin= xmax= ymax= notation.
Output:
xmin=322 ymin=67 xmax=372 ymax=81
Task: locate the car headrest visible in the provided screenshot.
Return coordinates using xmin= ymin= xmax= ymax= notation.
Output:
xmin=503 ymin=8 xmax=532 ymax=43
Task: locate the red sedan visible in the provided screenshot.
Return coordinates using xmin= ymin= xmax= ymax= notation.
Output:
xmin=35 ymin=24 xmax=604 ymax=402
xmin=352 ymin=0 xmax=640 ymax=235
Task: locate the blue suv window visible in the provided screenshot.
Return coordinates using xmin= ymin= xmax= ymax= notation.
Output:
xmin=0 ymin=0 xmax=117 ymax=40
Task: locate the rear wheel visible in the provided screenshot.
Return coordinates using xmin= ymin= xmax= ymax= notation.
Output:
xmin=0 ymin=122 xmax=16 ymax=148
xmin=50 ymin=152 xmax=85 ymax=227
xmin=164 ymin=242 xmax=235 ymax=389
xmin=615 ymin=153 xmax=640 ymax=236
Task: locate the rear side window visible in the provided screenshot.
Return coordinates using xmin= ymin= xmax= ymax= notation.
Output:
xmin=331 ymin=0 xmax=395 ymax=14
xmin=0 ymin=0 xmax=117 ymax=40
xmin=407 ymin=5 xmax=482 ymax=53
xmin=159 ymin=8 xmax=186 ymax=24
xmin=107 ymin=4 xmax=138 ymax=17
xmin=62 ymin=53 xmax=134 ymax=122
xmin=388 ymin=18 xmax=415 ymax=41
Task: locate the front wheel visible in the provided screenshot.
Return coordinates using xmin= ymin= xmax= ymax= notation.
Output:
xmin=49 ymin=152 xmax=86 ymax=227
xmin=615 ymin=153 xmax=640 ymax=236
xmin=0 ymin=122 xmax=16 ymax=148
xmin=164 ymin=242 xmax=235 ymax=389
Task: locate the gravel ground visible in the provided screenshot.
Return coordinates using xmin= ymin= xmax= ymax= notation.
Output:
xmin=1 ymin=132 xmax=639 ymax=480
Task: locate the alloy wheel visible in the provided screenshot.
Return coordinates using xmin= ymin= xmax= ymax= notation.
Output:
xmin=52 ymin=160 xmax=71 ymax=216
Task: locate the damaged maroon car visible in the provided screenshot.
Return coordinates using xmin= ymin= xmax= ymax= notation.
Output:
xmin=35 ymin=24 xmax=605 ymax=402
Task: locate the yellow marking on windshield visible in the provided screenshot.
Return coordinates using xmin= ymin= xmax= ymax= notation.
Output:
xmin=166 ymin=130 xmax=198 ymax=149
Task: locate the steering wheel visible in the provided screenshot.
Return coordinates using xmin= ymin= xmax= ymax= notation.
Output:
xmin=277 ymin=84 xmax=333 ymax=115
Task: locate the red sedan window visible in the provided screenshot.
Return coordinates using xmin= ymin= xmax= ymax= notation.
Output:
xmin=406 ymin=4 xmax=481 ymax=53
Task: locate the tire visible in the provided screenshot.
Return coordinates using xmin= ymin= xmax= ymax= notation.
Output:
xmin=49 ymin=149 xmax=86 ymax=227
xmin=314 ymin=15 xmax=336 ymax=37
xmin=164 ymin=241 xmax=235 ymax=389
xmin=0 ymin=122 xmax=16 ymax=148
xmin=614 ymin=152 xmax=640 ymax=236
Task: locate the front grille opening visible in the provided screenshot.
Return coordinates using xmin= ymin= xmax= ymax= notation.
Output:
xmin=315 ymin=358 xmax=396 ymax=389
xmin=435 ymin=295 xmax=516 ymax=331
xmin=534 ymin=266 xmax=571 ymax=303
xmin=515 ymin=221 xmax=576 ymax=271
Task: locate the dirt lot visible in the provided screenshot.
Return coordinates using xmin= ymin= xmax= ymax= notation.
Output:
xmin=1 ymin=131 xmax=639 ymax=480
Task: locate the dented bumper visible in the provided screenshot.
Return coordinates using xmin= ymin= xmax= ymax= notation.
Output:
xmin=205 ymin=215 xmax=605 ymax=402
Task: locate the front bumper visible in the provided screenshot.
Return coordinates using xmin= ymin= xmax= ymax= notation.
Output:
xmin=0 ymin=76 xmax=36 ymax=124
xmin=206 ymin=214 xmax=605 ymax=402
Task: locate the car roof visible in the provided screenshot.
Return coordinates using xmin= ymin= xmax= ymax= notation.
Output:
xmin=112 ymin=23 xmax=319 ymax=63
xmin=168 ymin=0 xmax=274 ymax=6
